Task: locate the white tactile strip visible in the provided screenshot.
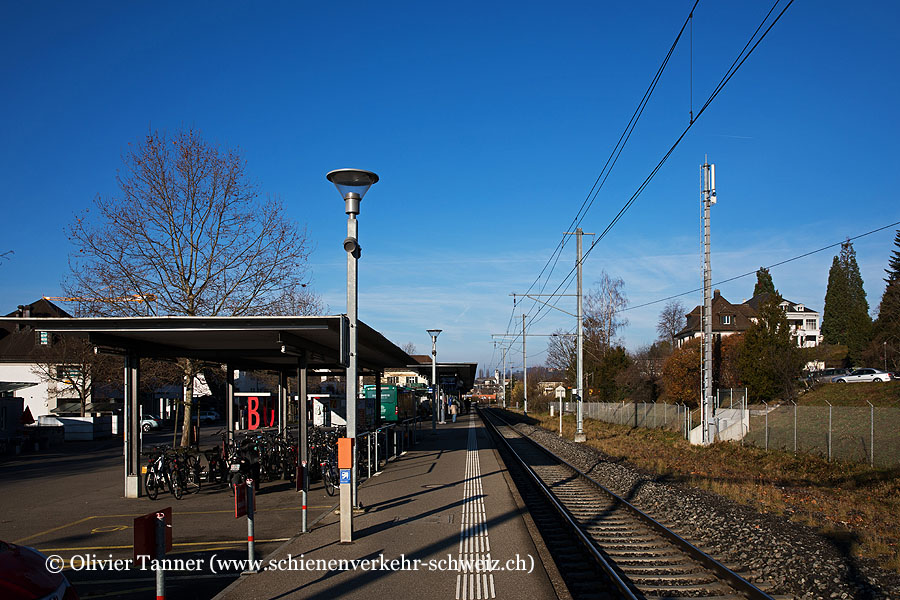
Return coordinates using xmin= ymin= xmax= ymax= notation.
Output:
xmin=456 ymin=420 xmax=496 ymax=599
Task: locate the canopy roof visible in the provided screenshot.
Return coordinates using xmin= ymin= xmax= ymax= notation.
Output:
xmin=0 ymin=315 xmax=413 ymax=373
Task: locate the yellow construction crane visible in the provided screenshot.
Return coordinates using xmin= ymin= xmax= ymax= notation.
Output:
xmin=42 ymin=294 xmax=156 ymax=303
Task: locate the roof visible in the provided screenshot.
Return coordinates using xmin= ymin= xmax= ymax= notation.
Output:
xmin=0 ymin=314 xmax=414 ymax=372
xmin=745 ymin=293 xmax=819 ymax=314
xmin=0 ymin=299 xmax=71 ymax=361
xmin=405 ymin=356 xmax=478 ymax=394
xmin=675 ymin=292 xmax=757 ymax=339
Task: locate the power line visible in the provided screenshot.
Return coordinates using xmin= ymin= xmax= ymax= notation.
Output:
xmin=504 ymin=0 xmax=794 ymax=346
xmin=499 ymin=0 xmax=700 ymax=344
xmin=622 ymin=220 xmax=900 ymax=313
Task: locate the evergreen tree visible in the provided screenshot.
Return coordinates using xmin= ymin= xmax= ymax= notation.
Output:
xmin=753 ymin=267 xmax=776 ymax=297
xmin=738 ymin=294 xmax=801 ymax=401
xmin=821 ymin=240 xmax=872 ymax=364
xmin=885 ymin=229 xmax=900 ymax=283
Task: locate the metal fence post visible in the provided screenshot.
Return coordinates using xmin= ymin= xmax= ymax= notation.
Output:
xmin=763 ymin=401 xmax=768 ymax=451
xmin=791 ymin=400 xmax=798 ymax=453
xmin=367 ymin=433 xmax=372 ymax=479
xmin=867 ymin=400 xmax=874 ymax=467
xmin=825 ymin=400 xmax=832 ymax=462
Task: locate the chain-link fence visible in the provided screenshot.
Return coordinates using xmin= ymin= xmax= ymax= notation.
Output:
xmin=743 ymin=402 xmax=900 ymax=467
xmin=582 ymin=401 xmax=689 ymax=434
xmin=578 ymin=394 xmax=900 ymax=468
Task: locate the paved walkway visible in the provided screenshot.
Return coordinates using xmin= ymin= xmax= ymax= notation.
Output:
xmin=217 ymin=412 xmax=558 ymax=600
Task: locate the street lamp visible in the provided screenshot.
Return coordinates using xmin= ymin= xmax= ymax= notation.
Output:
xmin=326 ymin=168 xmax=378 ymax=543
xmin=427 ymin=329 xmax=441 ymax=431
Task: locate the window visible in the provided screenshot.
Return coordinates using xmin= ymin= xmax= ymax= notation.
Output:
xmin=805 ymin=319 xmax=817 ymax=330
xmin=405 ymin=376 xmax=418 ymax=385
xmin=39 ymin=331 xmax=49 ymax=345
xmin=57 ymin=366 xmax=82 ymax=383
xmin=721 ymin=315 xmax=733 ymax=325
xmin=386 ymin=376 xmax=399 ymax=385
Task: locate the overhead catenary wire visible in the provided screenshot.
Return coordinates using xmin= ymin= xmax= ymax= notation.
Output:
xmin=499 ymin=0 xmax=701 ymax=344
xmin=500 ymin=0 xmax=794 ymax=355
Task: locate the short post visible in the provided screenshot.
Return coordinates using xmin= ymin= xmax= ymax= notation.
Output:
xmin=338 ymin=438 xmax=354 ymax=543
xmin=825 ymin=401 xmax=832 ymax=462
xmin=367 ymin=433 xmax=372 ymax=479
xmin=763 ymin=401 xmax=769 ymax=451
xmin=246 ymin=480 xmax=256 ymax=572
xmin=300 ymin=461 xmax=308 ymax=532
xmin=792 ymin=400 xmax=798 ymax=453
xmin=374 ymin=428 xmax=379 ymax=472
xmin=867 ymin=400 xmax=874 ymax=467
xmin=155 ymin=513 xmax=166 ymax=600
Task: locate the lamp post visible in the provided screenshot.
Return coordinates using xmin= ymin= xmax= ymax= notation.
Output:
xmin=326 ymin=168 xmax=378 ymax=542
xmin=427 ymin=329 xmax=441 ymax=431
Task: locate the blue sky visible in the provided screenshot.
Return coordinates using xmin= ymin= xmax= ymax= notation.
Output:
xmin=1 ymin=1 xmax=898 ymax=377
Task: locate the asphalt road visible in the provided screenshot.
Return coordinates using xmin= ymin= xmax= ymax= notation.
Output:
xmin=0 ymin=423 xmax=338 ymax=600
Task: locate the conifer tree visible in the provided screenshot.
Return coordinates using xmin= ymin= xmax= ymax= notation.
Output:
xmin=753 ymin=267 xmax=776 ymax=297
xmin=738 ymin=293 xmax=800 ymax=401
xmin=821 ymin=240 xmax=872 ymax=364
xmin=885 ymin=229 xmax=900 ymax=283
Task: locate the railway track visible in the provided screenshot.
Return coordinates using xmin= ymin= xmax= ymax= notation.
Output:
xmin=480 ymin=408 xmax=787 ymax=600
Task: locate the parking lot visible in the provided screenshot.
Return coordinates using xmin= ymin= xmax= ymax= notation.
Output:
xmin=0 ymin=427 xmax=339 ymax=599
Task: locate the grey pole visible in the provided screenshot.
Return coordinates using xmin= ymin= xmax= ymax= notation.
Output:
xmin=501 ymin=347 xmax=507 ymax=408
xmin=825 ymin=400 xmax=832 ymax=462
xmin=428 ymin=330 xmax=441 ymax=431
xmin=700 ymin=160 xmax=716 ymax=445
xmin=298 ymin=354 xmax=308 ymax=533
xmin=155 ymin=513 xmax=166 ymax=598
xmin=327 ymin=168 xmax=378 ymax=539
xmin=522 ymin=314 xmax=528 ymax=415
xmin=575 ymin=228 xmax=586 ymax=442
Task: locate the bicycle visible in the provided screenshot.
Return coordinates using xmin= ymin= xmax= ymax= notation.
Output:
xmin=145 ymin=446 xmax=183 ymax=500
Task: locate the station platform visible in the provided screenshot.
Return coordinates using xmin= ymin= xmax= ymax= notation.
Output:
xmin=216 ymin=412 xmax=559 ymax=600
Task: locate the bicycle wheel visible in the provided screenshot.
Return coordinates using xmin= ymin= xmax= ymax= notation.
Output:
xmin=145 ymin=466 xmax=159 ymax=500
xmin=323 ymin=464 xmax=337 ymax=496
xmin=184 ymin=455 xmax=202 ymax=494
xmin=169 ymin=469 xmax=184 ymax=500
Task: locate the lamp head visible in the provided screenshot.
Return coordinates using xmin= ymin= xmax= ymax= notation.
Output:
xmin=326 ymin=169 xmax=379 ymax=214
xmin=427 ymin=329 xmax=442 ymax=339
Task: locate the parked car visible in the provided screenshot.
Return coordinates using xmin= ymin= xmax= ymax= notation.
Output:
xmin=832 ymin=368 xmax=894 ymax=383
xmin=140 ymin=414 xmax=162 ymax=432
xmin=197 ymin=410 xmax=221 ymax=424
xmin=808 ymin=368 xmax=851 ymax=383
xmin=0 ymin=540 xmax=79 ymax=599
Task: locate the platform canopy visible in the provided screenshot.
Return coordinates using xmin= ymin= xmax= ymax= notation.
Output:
xmin=0 ymin=315 xmax=413 ymax=372
xmin=406 ymin=357 xmax=478 ymax=394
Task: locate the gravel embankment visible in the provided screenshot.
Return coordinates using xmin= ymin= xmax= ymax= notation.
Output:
xmin=503 ymin=416 xmax=900 ymax=600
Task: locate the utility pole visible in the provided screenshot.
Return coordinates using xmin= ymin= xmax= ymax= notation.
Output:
xmin=701 ymin=159 xmax=717 ymax=445
xmin=563 ymin=228 xmax=593 ymax=443
xmin=522 ymin=314 xmax=528 ymax=415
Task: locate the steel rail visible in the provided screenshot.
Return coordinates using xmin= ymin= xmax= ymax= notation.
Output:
xmin=479 ymin=408 xmax=639 ymax=599
xmin=481 ymin=407 xmax=776 ymax=600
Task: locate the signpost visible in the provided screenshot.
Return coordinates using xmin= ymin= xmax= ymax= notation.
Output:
xmin=338 ymin=437 xmax=354 ymax=543
xmin=134 ymin=508 xmax=172 ymax=600
xmin=234 ymin=480 xmax=256 ymax=572
xmin=555 ymin=386 xmax=566 ymax=436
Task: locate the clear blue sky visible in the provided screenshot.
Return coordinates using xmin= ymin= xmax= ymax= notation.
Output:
xmin=1 ymin=1 xmax=898 ymax=376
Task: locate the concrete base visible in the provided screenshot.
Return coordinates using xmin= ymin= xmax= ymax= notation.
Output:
xmin=125 ymin=474 xmax=141 ymax=498
xmin=574 ymin=432 xmax=586 ymax=442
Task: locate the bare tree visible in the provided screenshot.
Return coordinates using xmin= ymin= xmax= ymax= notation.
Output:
xmin=546 ymin=329 xmax=576 ymax=386
xmin=65 ymin=127 xmax=315 ymax=446
xmin=31 ymin=336 xmax=119 ymax=417
xmin=401 ymin=342 xmax=417 ymax=356
xmin=656 ymin=299 xmax=687 ymax=343
xmin=270 ymin=287 xmax=326 ymax=316
xmin=584 ymin=271 xmax=628 ymax=350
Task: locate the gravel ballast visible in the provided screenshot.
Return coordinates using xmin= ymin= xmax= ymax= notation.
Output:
xmin=499 ymin=413 xmax=900 ymax=600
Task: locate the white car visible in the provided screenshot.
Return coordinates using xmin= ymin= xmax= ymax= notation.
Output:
xmin=832 ymin=368 xmax=893 ymax=383
xmin=197 ymin=410 xmax=221 ymax=424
